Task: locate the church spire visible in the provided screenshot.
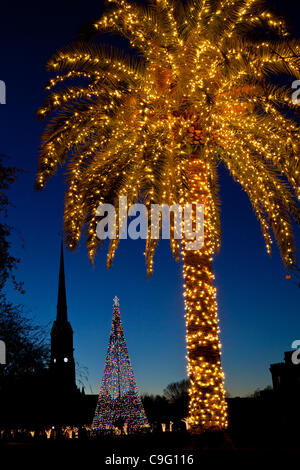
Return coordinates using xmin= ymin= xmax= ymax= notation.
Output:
xmin=57 ymin=241 xmax=67 ymax=322
xmin=50 ymin=241 xmax=76 ymax=395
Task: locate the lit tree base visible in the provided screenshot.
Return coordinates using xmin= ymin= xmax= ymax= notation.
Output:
xmin=188 ymin=424 xmax=226 ymax=435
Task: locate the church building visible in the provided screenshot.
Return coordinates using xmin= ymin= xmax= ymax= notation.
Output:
xmin=50 ymin=242 xmax=77 ymax=396
xmin=47 ymin=242 xmax=97 ymax=425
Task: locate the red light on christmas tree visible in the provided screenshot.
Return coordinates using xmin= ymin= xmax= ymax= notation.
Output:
xmin=92 ymin=296 xmax=149 ymax=433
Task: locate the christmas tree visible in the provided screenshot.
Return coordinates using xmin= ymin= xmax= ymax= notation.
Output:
xmin=92 ymin=296 xmax=149 ymax=433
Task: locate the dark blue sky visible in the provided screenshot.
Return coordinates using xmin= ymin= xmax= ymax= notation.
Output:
xmin=1 ymin=0 xmax=300 ymax=397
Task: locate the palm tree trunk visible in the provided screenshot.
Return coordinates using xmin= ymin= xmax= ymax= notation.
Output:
xmin=183 ymin=153 xmax=228 ymax=433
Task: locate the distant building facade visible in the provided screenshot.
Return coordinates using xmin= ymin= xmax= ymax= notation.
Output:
xmin=270 ymin=351 xmax=300 ymax=429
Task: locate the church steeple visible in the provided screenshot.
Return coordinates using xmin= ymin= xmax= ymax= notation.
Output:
xmin=57 ymin=241 xmax=67 ymax=322
xmin=50 ymin=241 xmax=76 ymax=393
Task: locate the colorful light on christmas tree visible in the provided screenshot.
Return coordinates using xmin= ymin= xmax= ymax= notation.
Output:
xmin=92 ymin=296 xmax=149 ymax=433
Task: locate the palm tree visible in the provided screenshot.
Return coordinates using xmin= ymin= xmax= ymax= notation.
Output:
xmin=36 ymin=0 xmax=300 ymax=432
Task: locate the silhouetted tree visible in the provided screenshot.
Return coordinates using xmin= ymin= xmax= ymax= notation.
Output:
xmin=141 ymin=394 xmax=170 ymax=425
xmin=0 ymin=154 xmax=24 ymax=293
xmin=163 ymin=379 xmax=189 ymax=402
xmin=248 ymin=386 xmax=274 ymax=400
xmin=0 ymin=297 xmax=50 ymax=425
xmin=163 ymin=379 xmax=189 ymax=423
xmin=142 ymin=380 xmax=190 ymax=427
xmin=0 ymin=297 xmax=49 ymax=392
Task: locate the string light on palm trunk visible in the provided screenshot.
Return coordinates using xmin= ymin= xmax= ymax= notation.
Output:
xmin=182 ymin=154 xmax=228 ymax=431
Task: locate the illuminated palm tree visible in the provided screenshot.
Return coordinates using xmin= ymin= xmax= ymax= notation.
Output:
xmin=36 ymin=0 xmax=300 ymax=432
